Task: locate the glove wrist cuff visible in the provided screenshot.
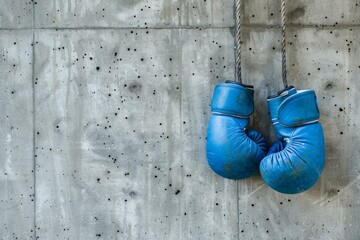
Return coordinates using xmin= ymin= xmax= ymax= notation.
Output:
xmin=211 ymin=81 xmax=254 ymax=118
xmin=268 ymin=88 xmax=320 ymax=127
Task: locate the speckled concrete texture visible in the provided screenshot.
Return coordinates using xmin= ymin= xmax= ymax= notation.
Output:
xmin=0 ymin=1 xmax=360 ymax=239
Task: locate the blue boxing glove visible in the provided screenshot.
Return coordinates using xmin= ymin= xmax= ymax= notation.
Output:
xmin=206 ymin=81 xmax=267 ymax=179
xmin=260 ymin=86 xmax=325 ymax=194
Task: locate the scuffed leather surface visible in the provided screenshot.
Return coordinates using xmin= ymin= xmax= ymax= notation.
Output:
xmin=206 ymin=83 xmax=267 ymax=179
xmin=260 ymin=88 xmax=325 ymax=194
xmin=211 ymin=83 xmax=254 ymax=117
xmin=278 ymin=90 xmax=320 ymax=127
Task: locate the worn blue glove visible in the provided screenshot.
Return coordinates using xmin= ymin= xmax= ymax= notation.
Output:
xmin=260 ymin=86 xmax=325 ymax=194
xmin=206 ymin=81 xmax=267 ymax=179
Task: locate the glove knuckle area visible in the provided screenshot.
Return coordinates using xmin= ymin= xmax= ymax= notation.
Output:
xmin=246 ymin=129 xmax=267 ymax=153
xmin=207 ymin=135 xmax=264 ymax=180
xmin=260 ymin=144 xmax=324 ymax=194
xmin=247 ymin=129 xmax=265 ymax=143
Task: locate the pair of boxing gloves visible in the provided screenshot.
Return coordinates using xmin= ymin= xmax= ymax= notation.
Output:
xmin=206 ymin=80 xmax=325 ymax=194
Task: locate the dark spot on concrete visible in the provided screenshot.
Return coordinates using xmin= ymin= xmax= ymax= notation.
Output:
xmin=288 ymin=6 xmax=305 ymax=21
xmin=175 ymin=190 xmax=180 ymax=195
xmin=128 ymin=83 xmax=142 ymax=93
xmin=328 ymin=189 xmax=338 ymax=198
xmin=325 ymin=83 xmax=333 ymax=90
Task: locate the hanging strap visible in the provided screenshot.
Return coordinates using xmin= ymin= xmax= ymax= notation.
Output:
xmin=235 ymin=0 xmax=242 ymax=83
xmin=281 ymin=0 xmax=288 ymax=87
xmin=236 ymin=0 xmax=288 ymax=87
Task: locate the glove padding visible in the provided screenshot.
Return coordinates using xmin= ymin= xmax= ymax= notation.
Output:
xmin=260 ymin=87 xmax=325 ymax=194
xmin=206 ymin=81 xmax=267 ymax=179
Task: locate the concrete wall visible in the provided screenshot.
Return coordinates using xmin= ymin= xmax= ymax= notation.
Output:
xmin=0 ymin=1 xmax=359 ymax=239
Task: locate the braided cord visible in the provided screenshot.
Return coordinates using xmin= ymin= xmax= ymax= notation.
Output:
xmin=235 ymin=0 xmax=242 ymax=83
xmin=281 ymin=0 xmax=288 ymax=87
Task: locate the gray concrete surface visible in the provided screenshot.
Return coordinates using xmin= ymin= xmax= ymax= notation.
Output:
xmin=0 ymin=1 xmax=360 ymax=239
